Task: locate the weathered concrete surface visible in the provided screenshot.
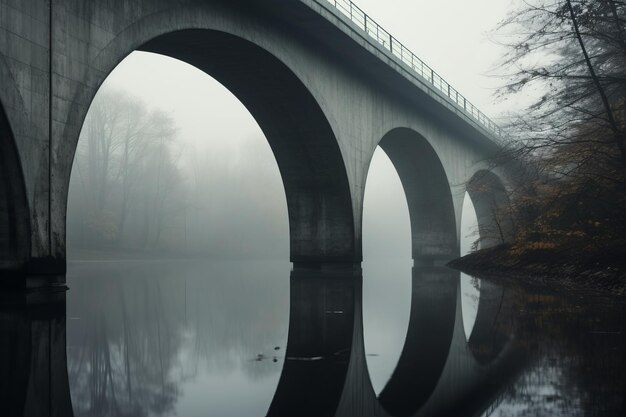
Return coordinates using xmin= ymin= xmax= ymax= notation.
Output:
xmin=0 ymin=0 xmax=509 ymax=276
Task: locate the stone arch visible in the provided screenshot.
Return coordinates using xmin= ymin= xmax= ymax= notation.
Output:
xmin=0 ymin=100 xmax=30 ymax=274
xmin=373 ymin=127 xmax=457 ymax=265
xmin=466 ymin=170 xmax=513 ymax=249
xmin=59 ymin=27 xmax=356 ymax=266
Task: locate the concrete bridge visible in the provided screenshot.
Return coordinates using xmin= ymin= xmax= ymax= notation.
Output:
xmin=0 ymin=0 xmax=511 ymax=280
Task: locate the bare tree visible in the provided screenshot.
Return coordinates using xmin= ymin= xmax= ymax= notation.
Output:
xmin=69 ymin=90 xmax=185 ymax=251
xmin=488 ymin=0 xmax=626 ymax=252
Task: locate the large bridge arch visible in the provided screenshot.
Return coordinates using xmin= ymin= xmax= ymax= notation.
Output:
xmin=0 ymin=100 xmax=30 ymax=274
xmin=55 ymin=19 xmax=357 ymax=267
xmin=369 ymin=127 xmax=457 ymax=265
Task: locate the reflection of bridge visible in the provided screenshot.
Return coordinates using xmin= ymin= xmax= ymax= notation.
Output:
xmin=0 ymin=291 xmax=72 ymax=417
xmin=0 ymin=267 xmax=522 ymax=417
xmin=1 ymin=0 xmax=513 ymax=280
xmin=269 ymin=267 xmax=523 ymax=417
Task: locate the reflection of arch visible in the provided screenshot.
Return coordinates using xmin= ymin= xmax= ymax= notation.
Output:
xmin=0 ymin=101 xmax=30 ymax=272
xmin=267 ymin=268 xmax=358 ymax=417
xmin=467 ymin=279 xmax=512 ymax=365
xmin=265 ymin=265 xmax=521 ymax=417
xmin=377 ymin=267 xmax=458 ymax=416
xmin=376 ymin=128 xmax=457 ymax=265
xmin=466 ymin=170 xmax=512 ymax=249
xmin=62 ymin=27 xmax=356 ymax=265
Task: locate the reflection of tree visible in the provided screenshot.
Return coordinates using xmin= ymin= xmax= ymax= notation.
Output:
xmin=68 ymin=276 xmax=185 ymax=417
xmin=67 ymin=261 xmax=290 ymax=416
xmin=492 ymin=289 xmax=626 ymax=416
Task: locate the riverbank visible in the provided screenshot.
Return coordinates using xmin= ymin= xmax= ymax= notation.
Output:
xmin=448 ymin=243 xmax=626 ymax=297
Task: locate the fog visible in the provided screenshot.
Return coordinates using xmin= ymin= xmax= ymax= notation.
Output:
xmin=67 ymin=0 xmax=503 ymax=260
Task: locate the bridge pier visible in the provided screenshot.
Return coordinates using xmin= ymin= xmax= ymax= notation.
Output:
xmin=413 ymin=256 xmax=456 ymax=268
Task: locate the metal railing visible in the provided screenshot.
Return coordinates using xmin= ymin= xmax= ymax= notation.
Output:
xmin=319 ymin=0 xmax=502 ymax=138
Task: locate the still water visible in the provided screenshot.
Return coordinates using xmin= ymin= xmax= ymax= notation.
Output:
xmin=2 ymin=259 xmax=625 ymax=416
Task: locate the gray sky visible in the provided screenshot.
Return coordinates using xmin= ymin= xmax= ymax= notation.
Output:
xmin=84 ymin=0 xmax=515 ymax=259
xmin=355 ymin=0 xmax=515 ymax=117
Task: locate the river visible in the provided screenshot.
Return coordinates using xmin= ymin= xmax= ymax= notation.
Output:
xmin=1 ymin=258 xmax=624 ymax=416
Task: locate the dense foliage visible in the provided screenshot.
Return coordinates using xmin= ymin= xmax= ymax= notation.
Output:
xmin=492 ymin=0 xmax=626 ymax=255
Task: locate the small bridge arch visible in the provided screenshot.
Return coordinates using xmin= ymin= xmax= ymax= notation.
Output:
xmin=466 ymin=169 xmax=514 ymax=249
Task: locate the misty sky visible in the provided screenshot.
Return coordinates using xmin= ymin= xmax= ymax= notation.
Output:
xmin=70 ymin=0 xmax=512 ymax=259
xmin=355 ymin=0 xmax=516 ymax=117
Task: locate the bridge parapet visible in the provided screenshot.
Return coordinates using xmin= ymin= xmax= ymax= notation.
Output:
xmin=313 ymin=0 xmax=502 ymax=140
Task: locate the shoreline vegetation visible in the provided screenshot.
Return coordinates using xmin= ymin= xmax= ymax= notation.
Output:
xmin=454 ymin=0 xmax=626 ymax=299
xmin=448 ymin=243 xmax=626 ymax=298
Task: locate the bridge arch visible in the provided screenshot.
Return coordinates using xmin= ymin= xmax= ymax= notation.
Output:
xmin=60 ymin=25 xmax=356 ymax=265
xmin=0 ymin=100 xmax=30 ymax=273
xmin=466 ymin=170 xmax=513 ymax=249
xmin=370 ymin=127 xmax=457 ymax=265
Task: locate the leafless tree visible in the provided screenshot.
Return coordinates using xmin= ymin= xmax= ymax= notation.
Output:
xmin=485 ymin=0 xmax=626 ymax=251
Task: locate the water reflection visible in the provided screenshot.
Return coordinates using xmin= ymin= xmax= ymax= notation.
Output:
xmin=460 ymin=273 xmax=480 ymax=339
xmin=375 ymin=267 xmax=458 ymax=417
xmin=488 ymin=291 xmax=626 ymax=416
xmin=362 ymin=260 xmax=412 ymax=395
xmin=67 ymin=260 xmax=290 ymax=417
xmin=0 ymin=291 xmax=72 ymax=417
xmin=268 ymin=267 xmax=358 ymax=417
xmin=0 ymin=260 xmax=624 ymax=416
